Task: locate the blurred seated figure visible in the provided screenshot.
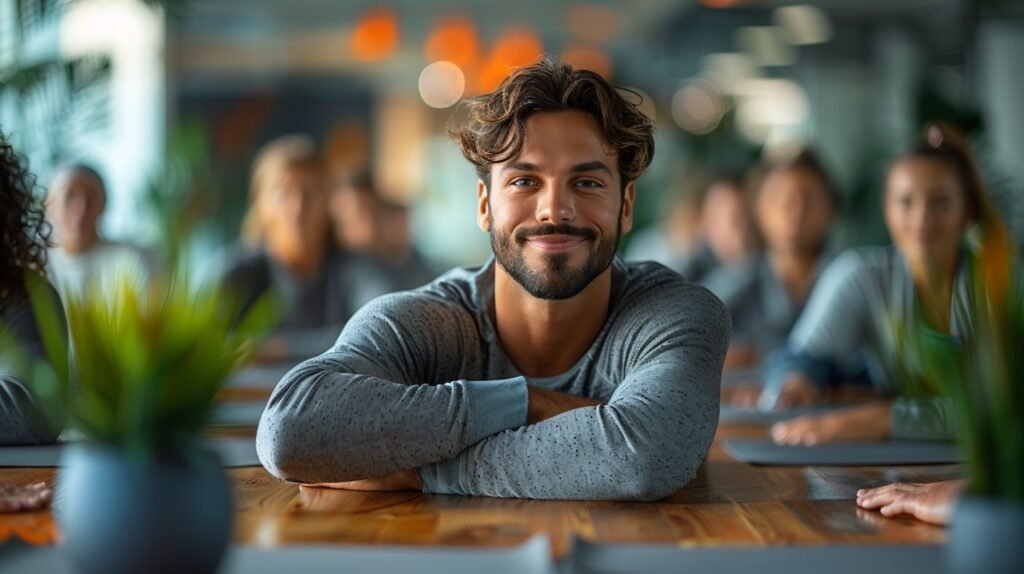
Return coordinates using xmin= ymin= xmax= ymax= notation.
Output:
xmin=857 ymin=479 xmax=964 ymax=525
xmin=689 ymin=175 xmax=758 ymax=285
xmin=45 ymin=164 xmax=151 ymax=299
xmin=713 ymin=150 xmax=836 ymax=370
xmin=761 ymin=124 xmax=1015 ymax=444
xmin=329 ymin=169 xmax=437 ymax=290
xmin=624 ymin=180 xmax=702 ymax=269
xmin=0 ymin=131 xmax=67 ymax=446
xmin=223 ymin=136 xmax=394 ymax=364
xmin=626 ymin=174 xmax=756 ymax=284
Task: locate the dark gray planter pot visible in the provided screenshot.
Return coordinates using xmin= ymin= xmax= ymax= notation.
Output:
xmin=947 ymin=495 xmax=1024 ymax=574
xmin=57 ymin=443 xmax=232 ymax=574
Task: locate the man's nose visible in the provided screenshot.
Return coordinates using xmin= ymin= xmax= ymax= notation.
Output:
xmin=535 ymin=183 xmax=576 ymax=223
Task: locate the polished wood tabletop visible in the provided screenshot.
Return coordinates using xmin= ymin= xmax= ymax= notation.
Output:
xmin=0 ymin=417 xmax=960 ymax=558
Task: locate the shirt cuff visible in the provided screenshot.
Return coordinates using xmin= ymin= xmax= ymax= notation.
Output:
xmin=463 ymin=376 xmax=528 ymax=445
xmin=417 ymin=376 xmax=528 ymax=496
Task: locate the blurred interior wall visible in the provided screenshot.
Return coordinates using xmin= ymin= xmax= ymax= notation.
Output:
xmin=979 ymin=19 xmax=1024 ymax=227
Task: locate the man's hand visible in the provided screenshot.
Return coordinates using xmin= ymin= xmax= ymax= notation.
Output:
xmin=856 ymin=479 xmax=964 ymax=525
xmin=301 ymin=469 xmax=423 ymax=492
xmin=770 ymin=401 xmax=893 ymax=445
xmin=527 ymin=386 xmax=602 ymax=425
xmin=0 ymin=482 xmax=52 ymax=513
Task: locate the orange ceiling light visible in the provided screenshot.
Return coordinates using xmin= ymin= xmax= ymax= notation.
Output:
xmin=476 ymin=28 xmax=543 ymax=93
xmin=350 ymin=8 xmax=399 ymax=62
xmin=561 ymin=45 xmax=612 ymax=79
xmin=425 ymin=16 xmax=479 ymax=70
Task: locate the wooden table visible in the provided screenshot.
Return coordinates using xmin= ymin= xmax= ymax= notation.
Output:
xmin=0 ymin=420 xmax=960 ymax=558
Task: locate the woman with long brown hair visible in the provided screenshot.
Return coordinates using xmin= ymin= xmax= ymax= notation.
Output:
xmin=759 ymin=123 xmax=1014 ymax=444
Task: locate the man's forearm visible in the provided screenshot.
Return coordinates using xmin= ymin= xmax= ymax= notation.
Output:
xmin=256 ymin=361 xmax=528 ymax=484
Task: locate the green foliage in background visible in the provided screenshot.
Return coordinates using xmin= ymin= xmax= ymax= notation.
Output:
xmin=28 ymin=270 xmax=276 ymax=456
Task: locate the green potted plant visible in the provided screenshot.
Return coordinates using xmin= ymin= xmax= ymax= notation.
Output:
xmin=905 ymin=228 xmax=1023 ymax=573
xmin=28 ymin=267 xmax=274 ymax=574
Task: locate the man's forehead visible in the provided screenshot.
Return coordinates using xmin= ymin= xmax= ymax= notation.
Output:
xmin=493 ymin=111 xmax=618 ymax=175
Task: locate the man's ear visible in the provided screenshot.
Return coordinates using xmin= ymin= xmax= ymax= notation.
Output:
xmin=476 ymin=179 xmax=491 ymax=232
xmin=620 ymin=181 xmax=636 ymax=234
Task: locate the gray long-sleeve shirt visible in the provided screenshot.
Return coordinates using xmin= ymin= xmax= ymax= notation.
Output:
xmin=256 ymin=258 xmax=730 ymax=501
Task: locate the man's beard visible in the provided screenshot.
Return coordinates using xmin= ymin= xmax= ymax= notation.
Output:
xmin=491 ymin=218 xmax=621 ymax=300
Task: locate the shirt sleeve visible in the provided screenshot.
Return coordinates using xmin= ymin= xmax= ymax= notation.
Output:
xmin=417 ymin=286 xmax=730 ymax=501
xmin=255 ymin=293 xmax=528 ymax=483
xmin=762 ymin=251 xmax=879 ymax=401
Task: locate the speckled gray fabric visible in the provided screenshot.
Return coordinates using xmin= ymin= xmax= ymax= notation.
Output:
xmin=257 ymin=257 xmax=730 ymax=501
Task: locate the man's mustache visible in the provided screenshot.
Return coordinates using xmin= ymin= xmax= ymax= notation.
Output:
xmin=515 ymin=224 xmax=597 ymax=243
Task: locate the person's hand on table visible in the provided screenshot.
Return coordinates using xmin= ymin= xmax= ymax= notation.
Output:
xmin=754 ymin=373 xmax=821 ymax=411
xmin=728 ymin=383 xmax=763 ymax=409
xmin=767 ymin=374 xmax=822 ymax=410
xmin=527 ymin=386 xmax=603 ymax=425
xmin=770 ymin=401 xmax=893 ymax=445
xmin=302 ymin=469 xmax=423 ymax=492
xmin=0 ymin=482 xmax=52 ymax=513
xmin=856 ymin=479 xmax=964 ymax=525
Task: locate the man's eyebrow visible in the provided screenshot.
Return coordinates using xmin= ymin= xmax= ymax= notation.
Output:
xmin=501 ymin=162 xmax=541 ymax=173
xmin=500 ymin=161 xmax=613 ymax=176
xmin=570 ymin=161 xmax=613 ymax=176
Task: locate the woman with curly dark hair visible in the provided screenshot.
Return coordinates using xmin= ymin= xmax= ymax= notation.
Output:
xmin=0 ymin=129 xmax=67 ymax=453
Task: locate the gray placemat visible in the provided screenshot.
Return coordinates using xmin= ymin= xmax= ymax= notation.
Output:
xmin=0 ymin=536 xmax=554 ymax=574
xmin=226 ymin=363 xmax=296 ymax=389
xmin=0 ymin=438 xmax=261 ymax=468
xmin=211 ymin=401 xmax=268 ymax=427
xmin=571 ymin=541 xmax=944 ymax=574
xmin=723 ymin=439 xmax=963 ymax=466
xmin=718 ymin=404 xmax=848 ymax=425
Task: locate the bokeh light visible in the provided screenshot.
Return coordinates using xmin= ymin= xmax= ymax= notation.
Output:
xmin=419 ymin=61 xmax=466 ymax=109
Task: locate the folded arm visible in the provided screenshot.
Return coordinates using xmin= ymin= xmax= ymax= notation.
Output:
xmin=417 ymin=296 xmax=730 ymax=501
xmin=256 ymin=294 xmax=529 ymax=482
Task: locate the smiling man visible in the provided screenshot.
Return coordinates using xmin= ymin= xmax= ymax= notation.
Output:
xmin=256 ymin=58 xmax=730 ymax=500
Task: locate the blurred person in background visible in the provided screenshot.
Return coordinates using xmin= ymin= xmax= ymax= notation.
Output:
xmin=329 ymin=168 xmax=436 ymax=291
xmin=0 ymin=131 xmax=67 ymax=453
xmin=45 ymin=164 xmax=152 ymax=299
xmin=717 ymin=150 xmax=836 ymax=373
xmin=223 ymin=135 xmax=392 ymax=364
xmin=624 ymin=179 xmax=702 ymax=269
xmin=690 ymin=175 xmax=758 ymax=286
xmin=761 ymin=124 xmax=1014 ymax=445
xmin=626 ymin=173 xmax=757 ymax=284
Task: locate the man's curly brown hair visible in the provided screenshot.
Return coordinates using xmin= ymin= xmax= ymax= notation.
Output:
xmin=455 ymin=58 xmax=655 ymax=192
xmin=0 ymin=130 xmax=52 ymax=308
